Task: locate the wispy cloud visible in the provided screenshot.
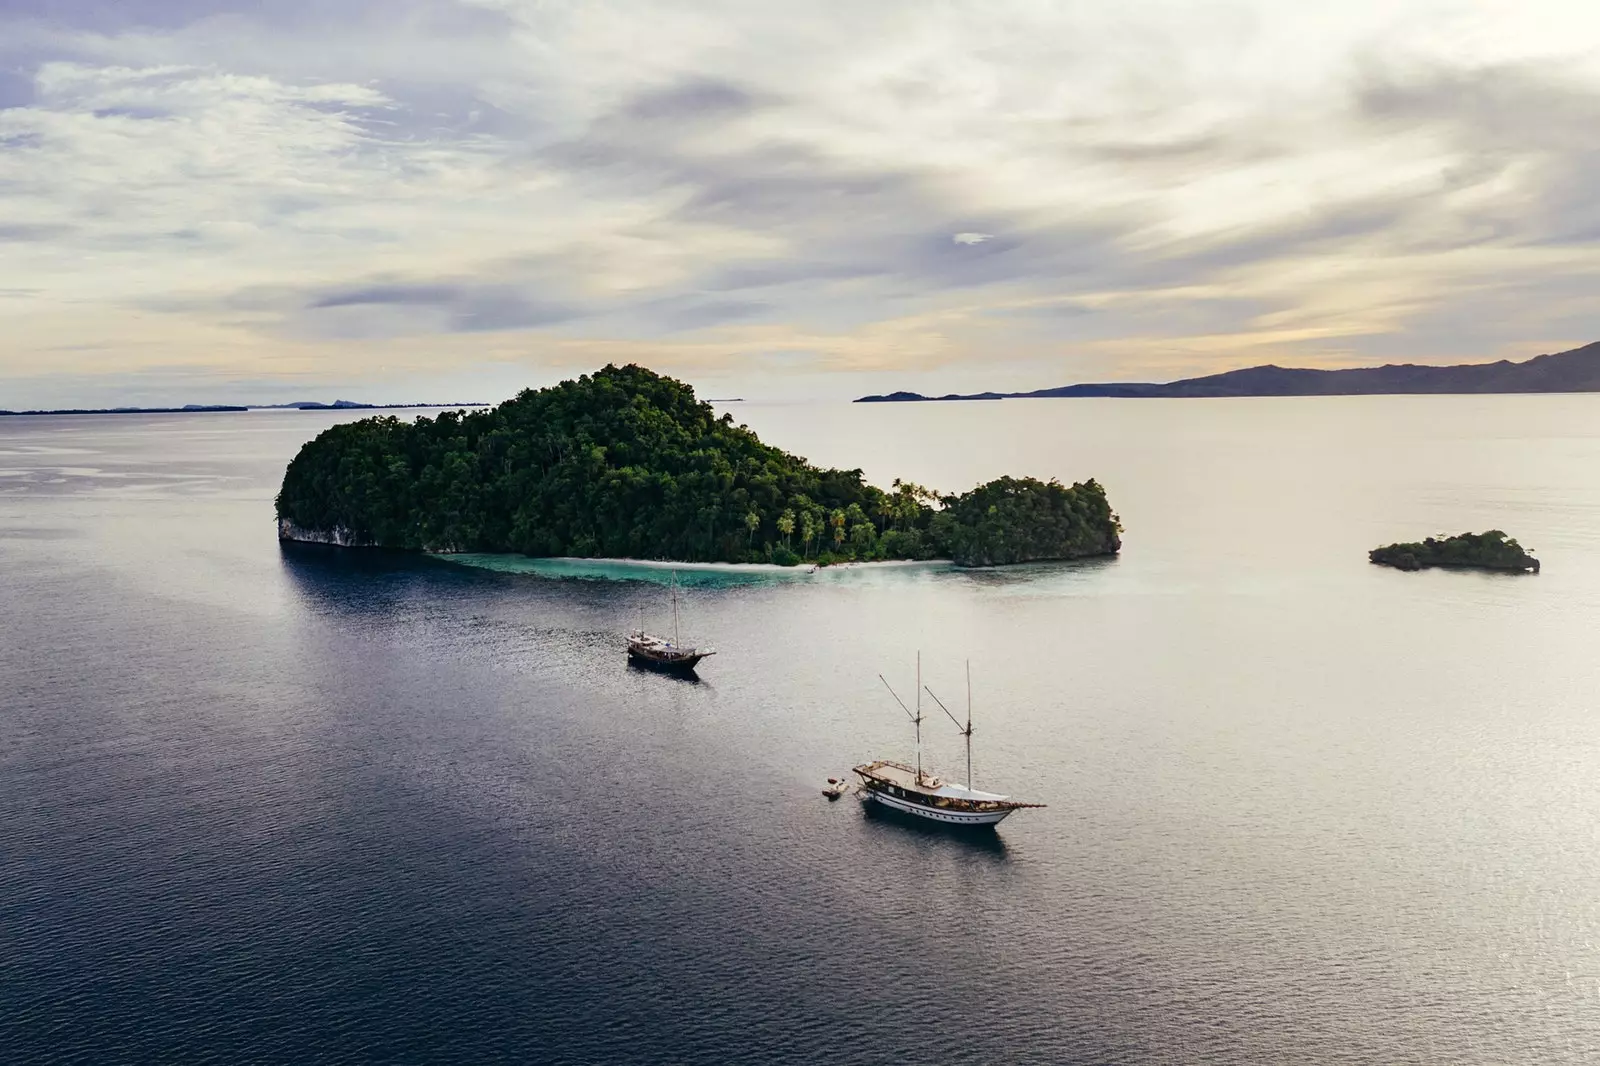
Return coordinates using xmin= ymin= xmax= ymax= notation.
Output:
xmin=2 ymin=0 xmax=1600 ymax=403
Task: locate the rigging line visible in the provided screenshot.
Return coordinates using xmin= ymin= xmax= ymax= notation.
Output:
xmin=878 ymin=675 xmax=919 ymax=723
xmin=923 ymin=686 xmax=970 ymax=733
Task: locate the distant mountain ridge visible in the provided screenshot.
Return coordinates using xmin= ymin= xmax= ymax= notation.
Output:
xmin=856 ymin=341 xmax=1600 ymax=401
xmin=255 ymin=400 xmax=378 ymax=410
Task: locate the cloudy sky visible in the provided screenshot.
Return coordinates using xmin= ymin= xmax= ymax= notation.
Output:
xmin=2 ymin=0 xmax=1599 ymax=406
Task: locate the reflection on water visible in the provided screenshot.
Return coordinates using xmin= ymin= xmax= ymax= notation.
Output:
xmin=940 ymin=555 xmax=1120 ymax=589
xmin=441 ymin=551 xmax=1120 ymax=595
xmin=858 ymin=798 xmax=1012 ymax=856
xmin=626 ymin=658 xmax=705 ymax=685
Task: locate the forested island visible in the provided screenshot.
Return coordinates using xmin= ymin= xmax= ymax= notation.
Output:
xmin=275 ymin=365 xmax=1121 ymax=568
xmin=1369 ymin=531 xmax=1539 ymax=573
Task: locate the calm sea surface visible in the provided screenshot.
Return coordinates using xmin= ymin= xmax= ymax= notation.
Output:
xmin=3 ymin=397 xmax=1599 ymax=1064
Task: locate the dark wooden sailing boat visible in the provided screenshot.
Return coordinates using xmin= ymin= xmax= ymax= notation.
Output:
xmin=627 ymin=571 xmax=714 ymax=673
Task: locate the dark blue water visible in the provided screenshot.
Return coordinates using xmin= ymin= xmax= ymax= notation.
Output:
xmin=4 ymin=401 xmax=1600 ymax=1063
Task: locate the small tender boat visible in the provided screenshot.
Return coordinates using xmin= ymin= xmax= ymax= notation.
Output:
xmin=853 ymin=656 xmax=1043 ymax=828
xmin=627 ymin=571 xmax=714 ymax=673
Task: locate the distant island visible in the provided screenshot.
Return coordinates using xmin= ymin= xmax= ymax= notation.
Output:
xmin=256 ymin=400 xmax=384 ymax=410
xmin=856 ymin=341 xmax=1600 ymax=401
xmin=860 ymin=391 xmax=1004 ymax=403
xmin=275 ymin=364 xmax=1121 ymax=568
xmin=0 ymin=404 xmax=250 ymax=416
xmin=0 ymin=401 xmax=487 ymax=417
xmin=1369 ymin=531 xmax=1539 ymax=573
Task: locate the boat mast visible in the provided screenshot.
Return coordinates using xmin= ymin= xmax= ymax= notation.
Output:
xmin=916 ymin=651 xmax=922 ymax=784
xmin=924 ymin=675 xmax=974 ymax=789
xmin=671 ymin=570 xmax=680 ymax=645
xmin=878 ymin=670 xmax=921 ymax=774
xmin=965 ymin=659 xmax=973 ymax=789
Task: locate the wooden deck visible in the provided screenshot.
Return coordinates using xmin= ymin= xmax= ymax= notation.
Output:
xmin=853 ymin=760 xmax=1044 ymax=809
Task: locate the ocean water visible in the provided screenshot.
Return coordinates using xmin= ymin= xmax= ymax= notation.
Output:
xmin=3 ymin=397 xmax=1599 ymax=1064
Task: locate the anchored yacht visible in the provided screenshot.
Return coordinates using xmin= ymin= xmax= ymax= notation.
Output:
xmin=627 ymin=571 xmax=714 ymax=673
xmin=852 ymin=656 xmax=1043 ymax=827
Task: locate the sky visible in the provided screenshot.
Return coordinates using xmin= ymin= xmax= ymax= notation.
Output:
xmin=2 ymin=0 xmax=1600 ymax=406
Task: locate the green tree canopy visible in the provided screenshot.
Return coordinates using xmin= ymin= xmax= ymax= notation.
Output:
xmin=275 ymin=365 xmax=1122 ymax=567
xmin=931 ymin=476 xmax=1122 ymax=566
xmin=1369 ymin=531 xmax=1538 ymax=573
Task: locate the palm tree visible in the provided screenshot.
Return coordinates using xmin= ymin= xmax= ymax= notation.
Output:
xmin=777 ymin=510 xmax=795 ymax=549
xmin=830 ymin=509 xmax=846 ymax=550
xmin=890 ymin=478 xmax=918 ymax=530
xmin=800 ymin=511 xmax=817 ymax=557
xmin=745 ymin=511 xmax=760 ymax=546
xmin=893 ymin=480 xmax=932 ymax=531
xmin=875 ymin=494 xmax=895 ymax=532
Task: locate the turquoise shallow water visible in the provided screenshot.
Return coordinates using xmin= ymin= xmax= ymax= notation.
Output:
xmin=4 ymin=397 xmax=1600 ymax=1064
xmin=441 ymin=553 xmax=955 ymax=587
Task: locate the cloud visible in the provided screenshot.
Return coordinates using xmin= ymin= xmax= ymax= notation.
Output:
xmin=0 ymin=222 xmax=74 ymax=241
xmin=3 ymin=0 xmax=1600 ymax=403
xmin=303 ymin=281 xmax=581 ymax=335
xmin=621 ymin=78 xmax=762 ymax=124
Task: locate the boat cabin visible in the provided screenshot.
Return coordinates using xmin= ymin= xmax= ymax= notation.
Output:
xmin=852 ymin=759 xmax=1041 ymax=813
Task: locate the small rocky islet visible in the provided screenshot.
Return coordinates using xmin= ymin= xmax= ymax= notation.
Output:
xmin=1369 ymin=530 xmax=1539 ymax=573
xmin=274 ymin=364 xmax=1122 ymax=568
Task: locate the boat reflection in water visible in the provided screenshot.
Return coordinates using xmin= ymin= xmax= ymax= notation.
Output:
xmin=626 ymin=656 xmax=703 ymax=683
xmin=858 ymin=800 xmax=1011 ymax=855
xmin=853 ymin=655 xmax=1043 ymax=829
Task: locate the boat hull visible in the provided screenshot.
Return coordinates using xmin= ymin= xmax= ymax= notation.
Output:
xmin=860 ymin=787 xmax=1014 ymax=826
xmin=627 ymin=647 xmax=705 ymax=672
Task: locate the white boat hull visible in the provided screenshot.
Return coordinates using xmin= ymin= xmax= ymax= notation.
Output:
xmin=863 ymin=788 xmax=1014 ymax=826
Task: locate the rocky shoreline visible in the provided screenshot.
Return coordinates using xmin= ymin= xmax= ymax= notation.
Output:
xmin=277 ymin=518 xmax=377 ymax=549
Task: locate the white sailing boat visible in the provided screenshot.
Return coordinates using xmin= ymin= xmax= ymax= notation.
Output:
xmin=853 ymin=655 xmax=1043 ymax=827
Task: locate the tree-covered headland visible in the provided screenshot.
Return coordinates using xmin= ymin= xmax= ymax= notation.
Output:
xmin=275 ymin=365 xmax=1121 ymax=567
xmin=1368 ymin=531 xmax=1539 ymax=573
